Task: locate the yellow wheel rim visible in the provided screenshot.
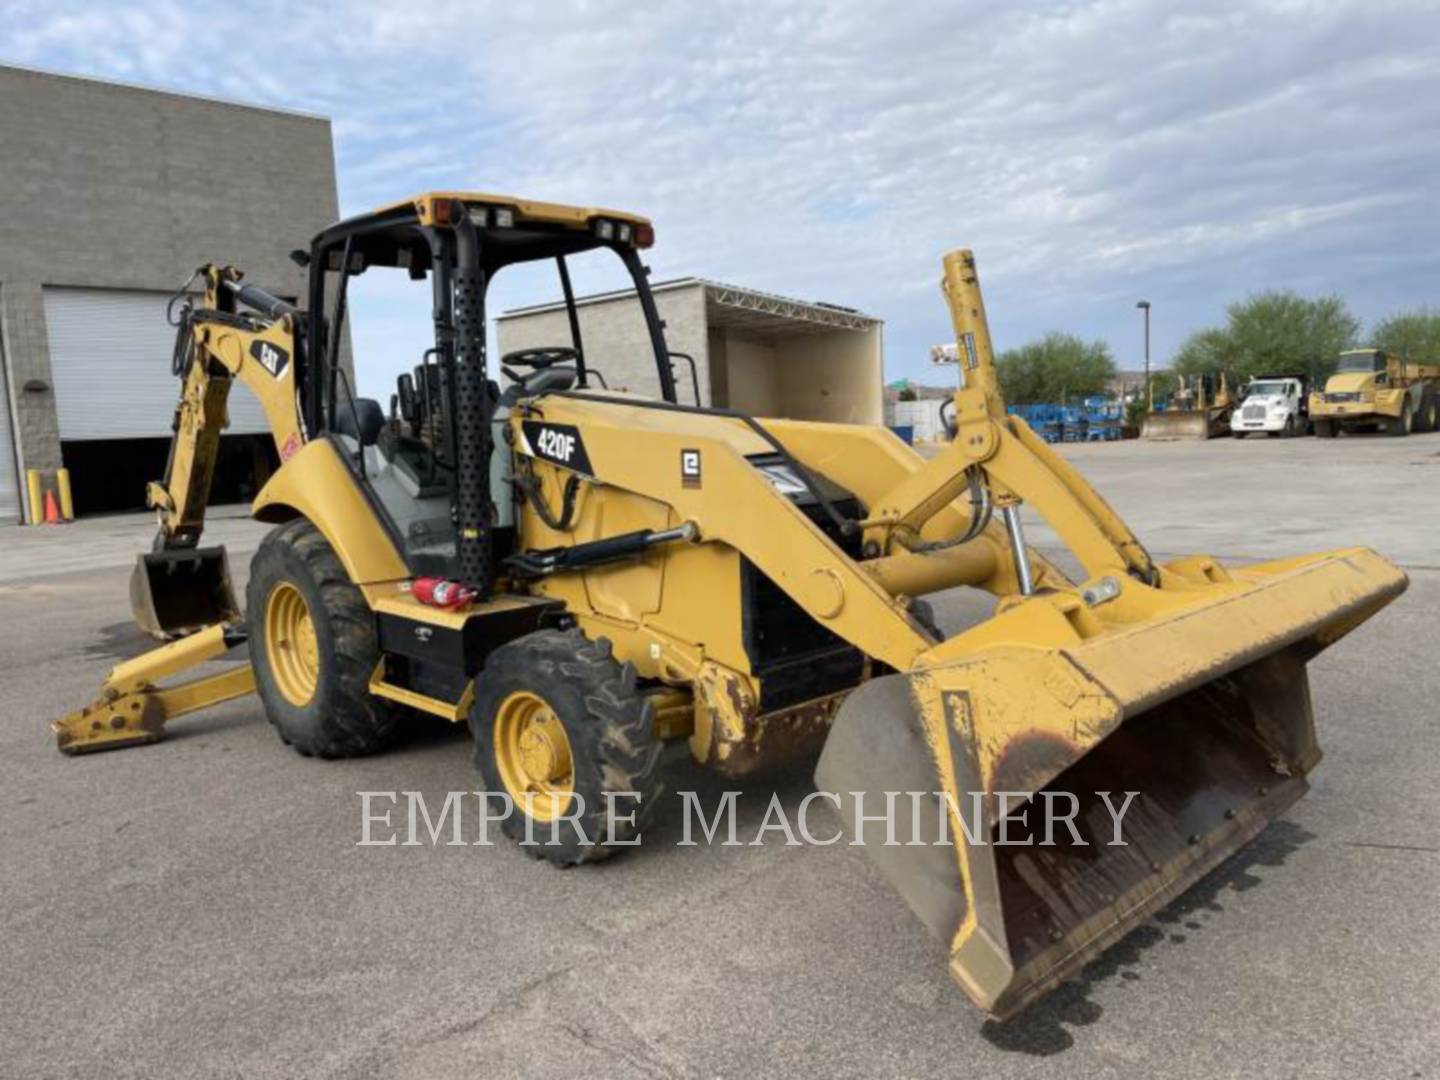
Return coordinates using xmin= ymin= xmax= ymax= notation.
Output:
xmin=494 ymin=690 xmax=574 ymax=822
xmin=265 ymin=581 xmax=320 ymax=707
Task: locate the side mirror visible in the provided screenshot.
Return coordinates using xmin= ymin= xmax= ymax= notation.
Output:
xmin=288 ymin=248 xmax=311 ymax=268
xmin=397 ymin=374 xmax=418 ymax=424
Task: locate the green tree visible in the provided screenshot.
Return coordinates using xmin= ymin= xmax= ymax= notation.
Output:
xmin=996 ymin=332 xmax=1116 ymax=405
xmin=1371 ymin=308 xmax=1440 ymax=365
xmin=1173 ymin=291 xmax=1359 ymax=386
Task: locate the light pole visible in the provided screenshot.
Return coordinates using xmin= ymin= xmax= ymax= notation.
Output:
xmin=1136 ymin=300 xmax=1151 ymax=409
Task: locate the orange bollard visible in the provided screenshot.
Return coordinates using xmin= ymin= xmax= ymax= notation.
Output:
xmin=44 ymin=488 xmax=62 ymax=525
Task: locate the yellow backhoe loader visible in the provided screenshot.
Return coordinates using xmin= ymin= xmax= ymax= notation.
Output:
xmin=54 ymin=192 xmax=1406 ymax=1018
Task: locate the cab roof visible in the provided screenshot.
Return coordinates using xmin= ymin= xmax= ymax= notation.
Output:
xmin=372 ymin=191 xmax=650 ymax=230
xmin=310 ymin=191 xmax=653 ymax=271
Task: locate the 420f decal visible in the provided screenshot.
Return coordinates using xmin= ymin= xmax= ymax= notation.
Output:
xmin=520 ymin=421 xmax=594 ymax=475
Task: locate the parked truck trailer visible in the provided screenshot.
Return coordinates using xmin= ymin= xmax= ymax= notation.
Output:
xmin=1310 ymin=349 xmax=1440 ymax=437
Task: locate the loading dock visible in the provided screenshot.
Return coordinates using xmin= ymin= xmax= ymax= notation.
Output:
xmin=498 ymin=278 xmax=883 ymax=424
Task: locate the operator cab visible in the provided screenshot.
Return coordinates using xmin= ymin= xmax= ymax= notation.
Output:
xmin=302 ymin=193 xmax=675 ymax=580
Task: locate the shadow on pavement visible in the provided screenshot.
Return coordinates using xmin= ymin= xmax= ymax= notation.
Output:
xmin=980 ymin=817 xmax=1317 ymax=1055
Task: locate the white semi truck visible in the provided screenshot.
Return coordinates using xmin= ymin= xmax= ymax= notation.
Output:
xmin=1231 ymin=375 xmax=1309 ymax=438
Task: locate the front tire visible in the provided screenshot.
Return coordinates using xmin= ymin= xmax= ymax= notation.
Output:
xmin=1315 ymin=419 xmax=1337 ymax=438
xmin=246 ymin=520 xmax=400 ymax=758
xmin=470 ymin=629 xmax=663 ymax=866
xmin=1388 ymin=401 xmax=1413 ymax=437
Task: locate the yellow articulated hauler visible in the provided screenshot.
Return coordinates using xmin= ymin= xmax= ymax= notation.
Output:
xmin=53 ymin=193 xmax=1405 ymax=1018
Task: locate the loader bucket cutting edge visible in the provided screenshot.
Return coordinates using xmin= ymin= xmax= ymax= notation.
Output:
xmin=815 ymin=546 xmax=1406 ymax=1019
xmin=130 ymin=546 xmax=241 ymax=639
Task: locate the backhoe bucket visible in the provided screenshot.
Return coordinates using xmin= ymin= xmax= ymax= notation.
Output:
xmin=130 ymin=546 xmax=241 ymax=638
xmin=817 ymin=546 xmax=1405 ymax=1018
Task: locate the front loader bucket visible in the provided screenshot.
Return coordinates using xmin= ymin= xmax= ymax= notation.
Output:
xmin=817 ymin=546 xmax=1405 ymax=1018
xmin=130 ymin=546 xmax=241 ymax=639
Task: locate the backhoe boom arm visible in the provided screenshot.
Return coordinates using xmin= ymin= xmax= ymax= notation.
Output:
xmin=148 ymin=265 xmax=306 ymax=549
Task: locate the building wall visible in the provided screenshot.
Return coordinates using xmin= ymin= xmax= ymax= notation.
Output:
xmin=713 ymin=333 xmax=780 ymax=415
xmin=771 ymin=325 xmax=884 ymax=424
xmin=497 ymin=284 xmax=710 ymax=404
xmin=708 ymin=325 xmax=883 ymax=423
xmin=0 ymin=65 xmax=338 ymax=517
xmin=499 ymin=281 xmax=885 ymax=423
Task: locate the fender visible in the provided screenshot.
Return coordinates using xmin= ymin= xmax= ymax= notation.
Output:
xmin=251 ymin=438 xmax=407 ymax=585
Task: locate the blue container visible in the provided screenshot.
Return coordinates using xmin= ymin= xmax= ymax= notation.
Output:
xmin=889 ymin=424 xmax=915 ymax=445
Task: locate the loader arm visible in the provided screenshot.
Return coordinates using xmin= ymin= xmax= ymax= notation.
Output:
xmin=808 ymin=250 xmax=1408 ymax=1018
xmin=860 ymin=251 xmax=1158 ymax=585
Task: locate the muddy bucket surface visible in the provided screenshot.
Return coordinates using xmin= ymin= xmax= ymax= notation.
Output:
xmin=131 ymin=547 xmax=240 ymax=638
xmin=817 ymin=546 xmax=1406 ymax=1017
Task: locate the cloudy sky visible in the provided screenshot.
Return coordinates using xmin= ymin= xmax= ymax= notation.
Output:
xmin=3 ymin=0 xmax=1437 ymax=389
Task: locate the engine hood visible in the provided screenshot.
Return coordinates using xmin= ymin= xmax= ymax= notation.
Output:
xmin=1325 ymin=372 xmax=1376 ymax=394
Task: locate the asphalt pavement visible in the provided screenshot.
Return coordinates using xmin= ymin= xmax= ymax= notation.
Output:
xmin=2 ymin=432 xmax=1437 ymax=1079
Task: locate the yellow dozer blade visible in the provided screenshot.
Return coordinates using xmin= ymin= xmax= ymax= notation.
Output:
xmin=818 ymin=546 xmax=1405 ymax=1018
xmin=1139 ymin=407 xmax=1230 ymax=440
xmin=1142 ymin=374 xmax=1234 ymax=439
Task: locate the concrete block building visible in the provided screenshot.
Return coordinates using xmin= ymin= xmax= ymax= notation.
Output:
xmin=498 ymin=279 xmax=884 ymax=424
xmin=0 ymin=64 xmax=339 ymax=522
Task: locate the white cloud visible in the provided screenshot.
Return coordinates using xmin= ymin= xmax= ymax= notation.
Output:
xmin=3 ymin=0 xmax=1437 ymax=386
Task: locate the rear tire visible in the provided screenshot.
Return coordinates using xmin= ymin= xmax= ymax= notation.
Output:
xmin=470 ymin=629 xmax=663 ymax=866
xmin=246 ymin=520 xmax=400 ymax=758
xmin=1388 ymin=401 xmax=1414 ymax=437
xmin=1415 ymin=388 xmax=1438 ymax=434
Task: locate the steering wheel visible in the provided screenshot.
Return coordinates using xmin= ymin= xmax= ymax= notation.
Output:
xmin=501 ymin=347 xmax=578 ymax=370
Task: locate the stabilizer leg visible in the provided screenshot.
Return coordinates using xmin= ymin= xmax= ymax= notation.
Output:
xmin=53 ymin=623 xmax=255 ymax=754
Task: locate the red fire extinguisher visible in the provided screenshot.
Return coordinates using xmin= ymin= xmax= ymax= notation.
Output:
xmin=411 ymin=577 xmax=478 ymax=609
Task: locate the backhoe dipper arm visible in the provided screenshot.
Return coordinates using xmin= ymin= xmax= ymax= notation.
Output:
xmin=148 ymin=265 xmax=306 ymax=549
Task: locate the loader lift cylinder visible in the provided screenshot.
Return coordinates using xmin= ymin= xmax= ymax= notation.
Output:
xmin=999 ymin=502 xmax=1036 ymax=595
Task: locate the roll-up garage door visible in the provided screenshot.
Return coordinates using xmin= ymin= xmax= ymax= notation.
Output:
xmin=42 ymin=287 xmax=270 ymax=439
